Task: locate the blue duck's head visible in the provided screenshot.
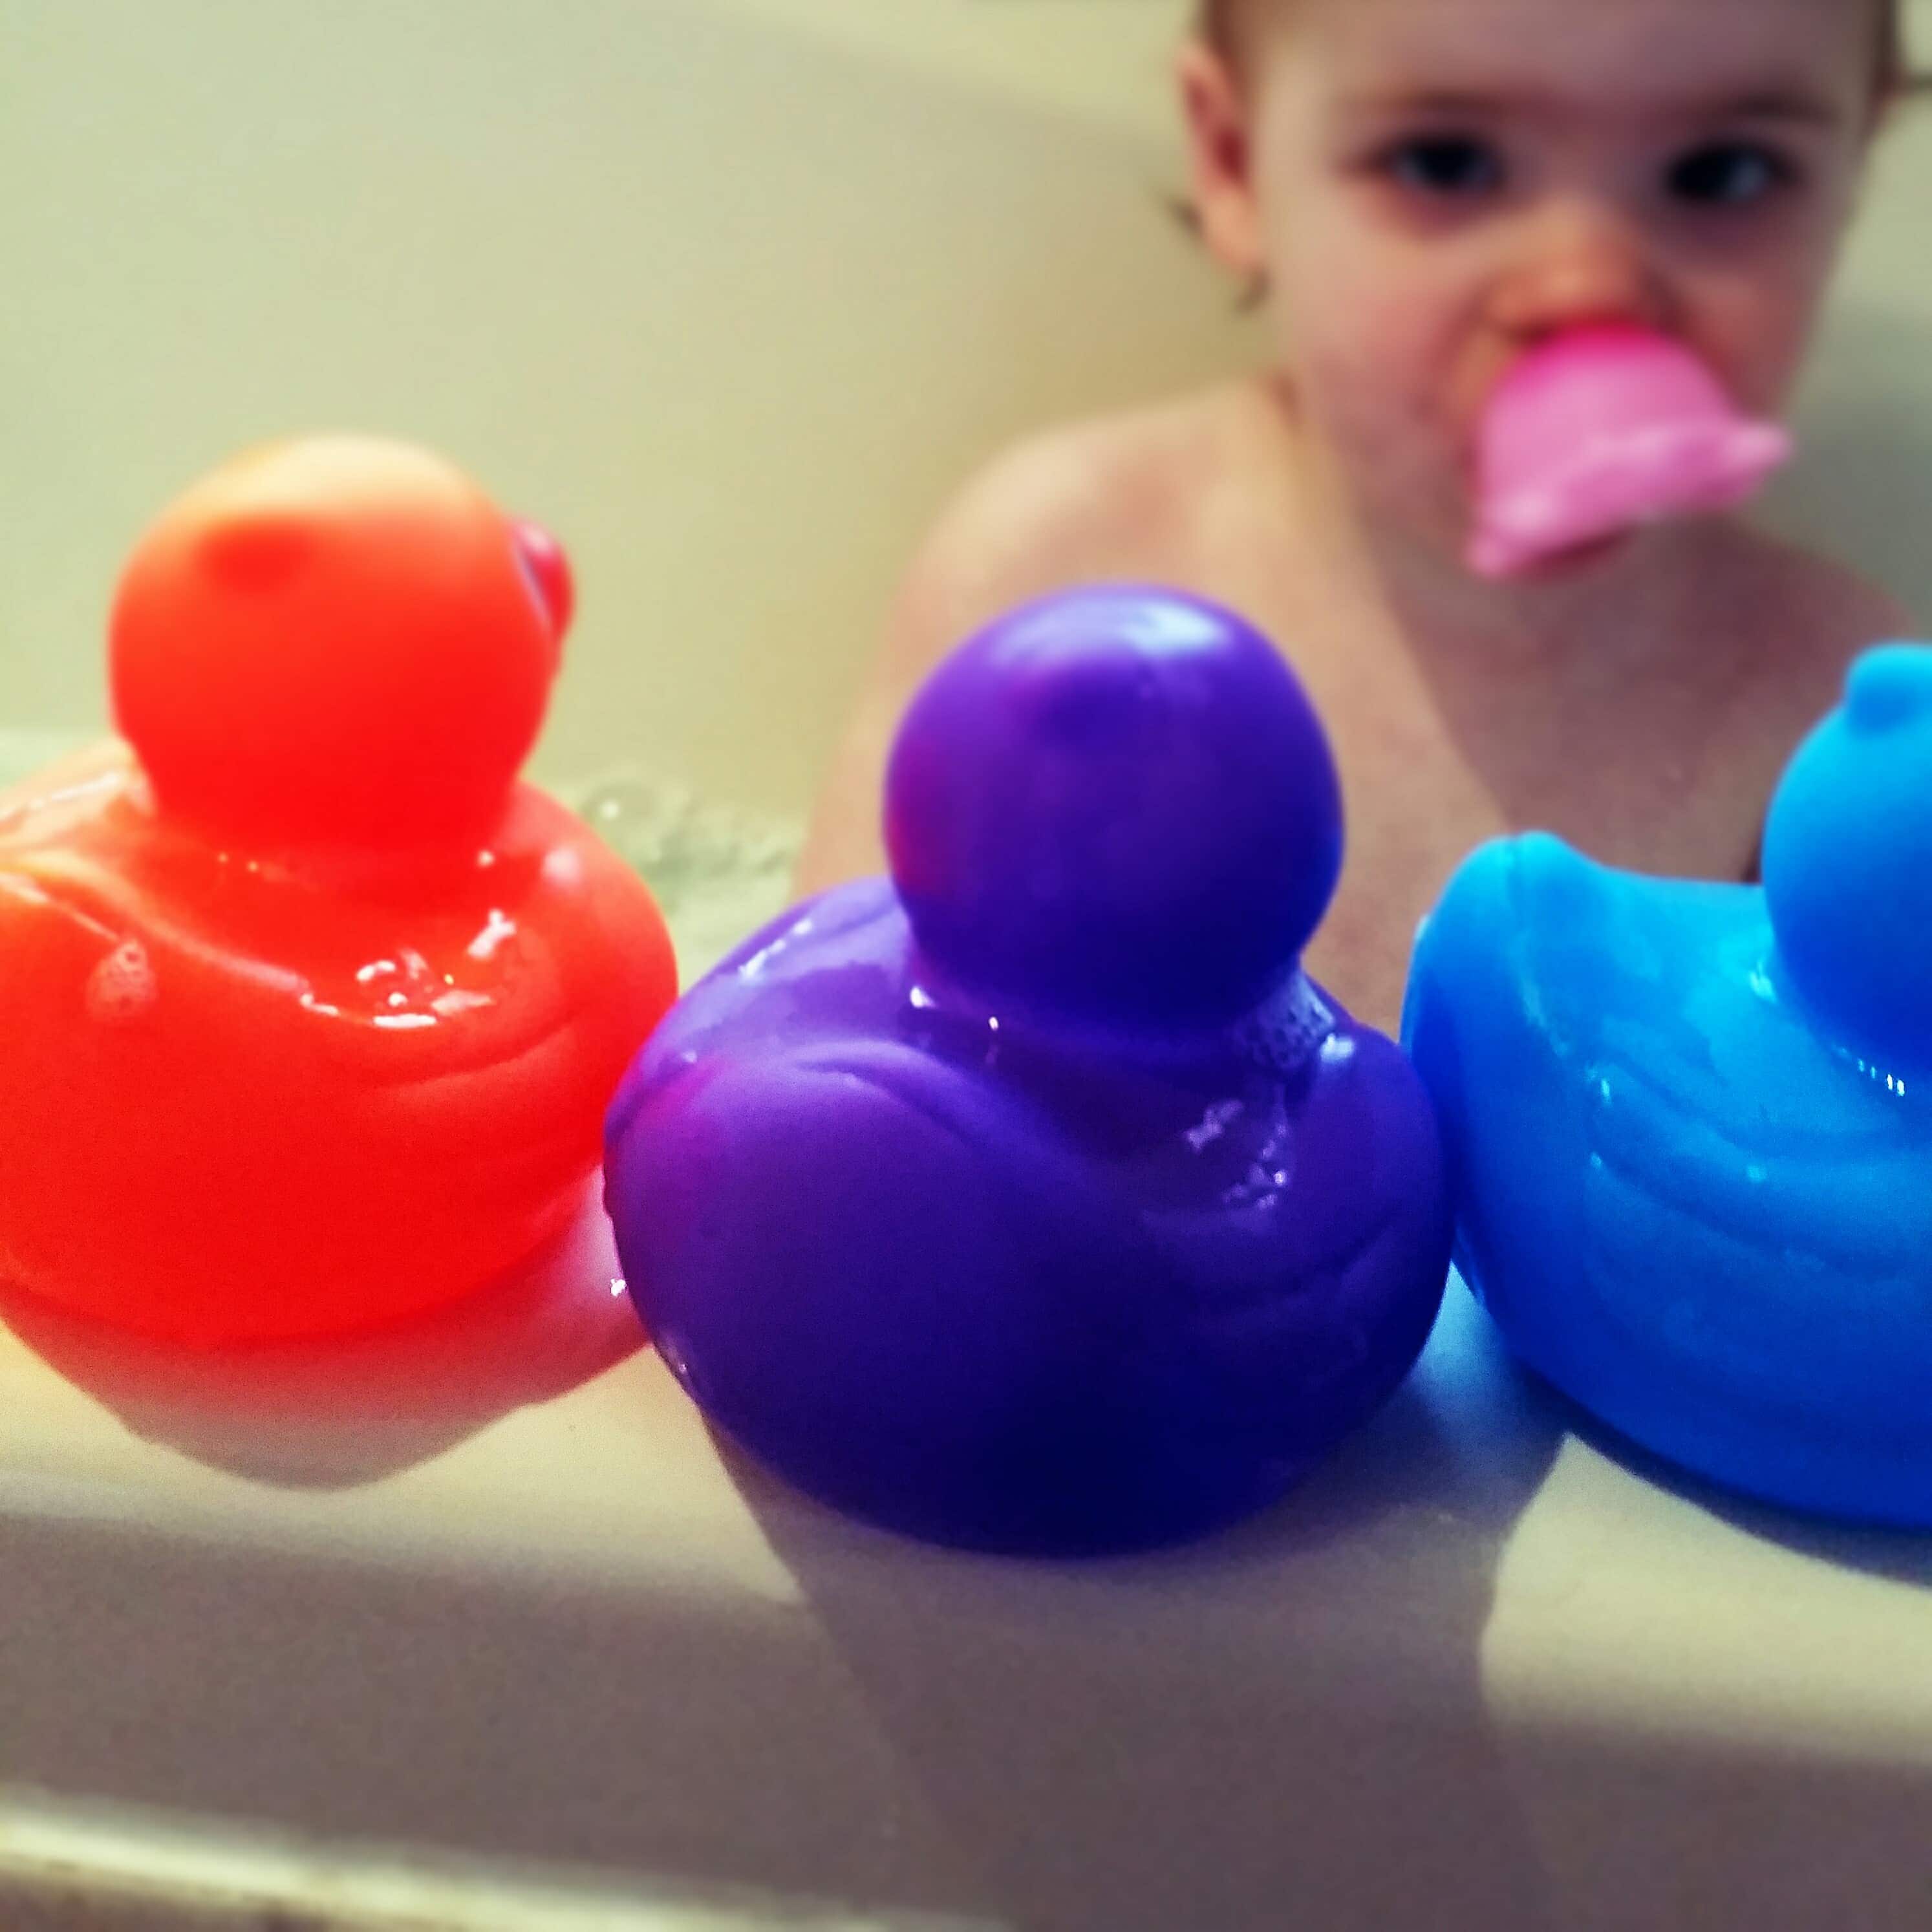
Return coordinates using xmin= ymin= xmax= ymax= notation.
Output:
xmin=883 ymin=587 xmax=1343 ymax=1029
xmin=1763 ymin=645 xmax=1932 ymax=1065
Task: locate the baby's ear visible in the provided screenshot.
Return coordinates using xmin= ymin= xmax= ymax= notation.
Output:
xmin=1870 ymin=63 xmax=1931 ymax=137
xmin=1175 ymin=38 xmax=1266 ymax=283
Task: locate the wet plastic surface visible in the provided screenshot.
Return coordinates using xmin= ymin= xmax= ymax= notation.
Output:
xmin=1406 ymin=647 xmax=1932 ymax=1523
xmin=0 ymin=440 xmax=676 ymax=1342
xmin=608 ymin=590 xmax=1450 ymax=1552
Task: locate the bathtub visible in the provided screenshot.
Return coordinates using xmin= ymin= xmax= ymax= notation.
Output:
xmin=3 ymin=3 xmax=1932 ymax=1926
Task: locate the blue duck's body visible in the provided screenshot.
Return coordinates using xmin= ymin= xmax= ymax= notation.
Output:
xmin=1404 ymin=647 xmax=1932 ymax=1525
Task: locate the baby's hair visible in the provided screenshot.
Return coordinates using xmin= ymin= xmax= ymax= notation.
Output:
xmin=1196 ymin=0 xmax=1929 ymax=100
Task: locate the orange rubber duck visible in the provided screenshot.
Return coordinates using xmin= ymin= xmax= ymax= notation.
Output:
xmin=0 ymin=437 xmax=676 ymax=1344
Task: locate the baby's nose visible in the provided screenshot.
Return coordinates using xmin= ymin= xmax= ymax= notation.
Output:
xmin=1487 ymin=199 xmax=1670 ymax=341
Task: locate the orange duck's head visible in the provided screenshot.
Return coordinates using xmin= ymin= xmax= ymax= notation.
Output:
xmin=110 ymin=435 xmax=572 ymax=851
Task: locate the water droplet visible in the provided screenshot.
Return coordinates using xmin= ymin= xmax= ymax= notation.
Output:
xmin=86 ymin=940 xmax=157 ymax=1024
xmin=1185 ymin=1099 xmax=1243 ymax=1152
xmin=466 ymin=908 xmax=517 ymax=962
xmin=559 ymin=769 xmax=800 ymax=914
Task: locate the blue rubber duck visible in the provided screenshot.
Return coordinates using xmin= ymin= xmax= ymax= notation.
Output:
xmin=1404 ymin=645 xmax=1932 ymax=1526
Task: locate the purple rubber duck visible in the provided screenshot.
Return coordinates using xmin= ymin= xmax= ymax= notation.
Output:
xmin=605 ymin=588 xmax=1451 ymax=1554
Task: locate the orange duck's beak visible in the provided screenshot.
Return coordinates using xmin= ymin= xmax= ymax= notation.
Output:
xmin=512 ymin=519 xmax=574 ymax=662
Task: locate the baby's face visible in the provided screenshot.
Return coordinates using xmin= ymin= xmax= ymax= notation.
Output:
xmin=1190 ymin=0 xmax=1878 ymax=557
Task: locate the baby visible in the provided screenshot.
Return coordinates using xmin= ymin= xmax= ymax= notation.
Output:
xmin=797 ymin=0 xmax=1916 ymax=1033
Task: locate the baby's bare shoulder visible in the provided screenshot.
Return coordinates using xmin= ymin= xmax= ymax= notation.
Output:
xmin=793 ymin=387 xmax=1274 ymax=894
xmin=890 ymin=385 xmax=1264 ymax=649
xmin=1720 ymin=525 xmax=1915 ymax=722
xmin=1747 ymin=528 xmax=1913 ymax=636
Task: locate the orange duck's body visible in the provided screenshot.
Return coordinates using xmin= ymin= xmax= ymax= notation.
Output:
xmin=0 ymin=438 xmax=675 ymax=1343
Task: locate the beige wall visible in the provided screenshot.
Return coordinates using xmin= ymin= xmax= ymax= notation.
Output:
xmin=2 ymin=0 xmax=1927 ymax=813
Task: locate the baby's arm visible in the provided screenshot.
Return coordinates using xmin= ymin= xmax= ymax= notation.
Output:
xmin=794 ymin=427 xmax=1148 ymax=894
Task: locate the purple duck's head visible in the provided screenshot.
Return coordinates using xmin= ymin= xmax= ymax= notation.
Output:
xmin=884 ymin=586 xmax=1342 ymax=1030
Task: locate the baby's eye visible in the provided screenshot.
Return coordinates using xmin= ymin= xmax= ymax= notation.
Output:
xmin=1666 ymin=142 xmax=1796 ymax=208
xmin=1381 ymin=135 xmax=1507 ymax=198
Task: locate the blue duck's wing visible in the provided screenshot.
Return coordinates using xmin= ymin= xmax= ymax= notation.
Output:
xmin=1576 ymin=943 xmax=1932 ymax=1502
xmin=1407 ymin=832 xmax=1932 ymax=1523
xmin=1405 ymin=835 xmax=1602 ymax=1319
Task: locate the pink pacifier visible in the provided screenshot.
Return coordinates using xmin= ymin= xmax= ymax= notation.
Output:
xmin=1469 ymin=325 xmax=1793 ymax=579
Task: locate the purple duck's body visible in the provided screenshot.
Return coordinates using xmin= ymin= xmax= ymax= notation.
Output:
xmin=606 ymin=589 xmax=1451 ymax=1554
